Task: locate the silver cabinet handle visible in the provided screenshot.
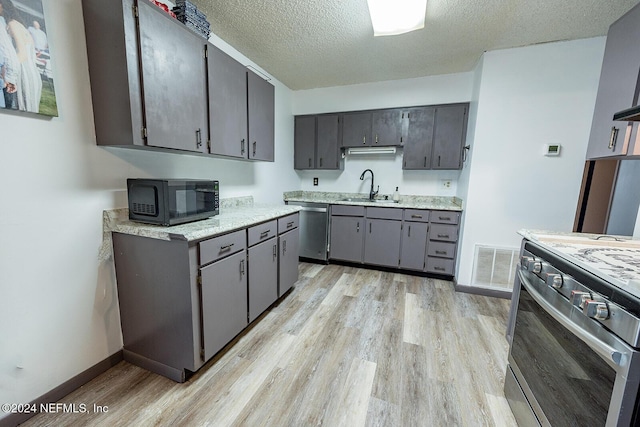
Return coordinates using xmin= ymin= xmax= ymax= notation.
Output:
xmin=241 ymin=139 xmax=245 ymax=155
xmin=435 ymin=250 xmax=446 ymax=255
xmin=273 ymin=244 xmax=277 ymax=259
xmin=518 ymin=270 xmax=625 ymax=366
xmin=439 ymin=216 xmax=451 ymax=221
xmin=240 ymin=259 xmax=245 ymax=276
xmin=363 ymin=136 xmax=366 ymax=145
xmin=423 ymin=157 xmax=427 ymax=168
xmin=253 ymin=141 xmax=257 ymax=156
xmin=369 ymin=222 xmax=372 ymax=233
xmin=434 ymin=266 xmax=445 ymax=272
xmin=356 ymin=222 xmax=360 ymax=232
xmin=437 ymin=234 xmax=449 ymax=239
xmin=308 ymin=158 xmax=312 ymax=167
xmin=375 ymin=134 xmax=378 ymax=144
xmin=609 ymin=127 xmax=619 ymax=150
xmin=408 ymin=225 xmax=411 ymax=237
xmin=196 ymin=128 xmax=202 ymax=148
xmin=438 ymin=155 xmax=441 ymax=167
xmin=260 ymin=230 xmax=271 ymax=238
xmin=287 ymin=221 xmax=294 ymax=228
xmin=283 ymin=240 xmax=287 ymax=254
xmin=220 ymin=243 xmax=235 ymax=252
xmin=411 ymin=214 xmax=422 ymax=219
xmin=320 ymin=157 xmax=323 ymax=167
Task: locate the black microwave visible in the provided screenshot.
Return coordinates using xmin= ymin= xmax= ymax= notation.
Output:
xmin=127 ymin=179 xmax=219 ymax=226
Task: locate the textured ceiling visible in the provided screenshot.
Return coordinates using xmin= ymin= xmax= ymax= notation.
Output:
xmin=190 ymin=0 xmax=639 ymax=90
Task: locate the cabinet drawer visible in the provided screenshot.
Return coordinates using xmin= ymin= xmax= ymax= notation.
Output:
xmin=366 ymin=207 xmax=403 ymax=220
xmin=278 ymin=213 xmax=299 ymax=234
xmin=429 ymin=224 xmax=458 ymax=242
xmin=427 ymin=241 xmax=456 ymax=259
xmin=248 ymin=220 xmax=278 ymax=247
xmin=331 ymin=205 xmax=365 ymax=216
xmin=430 ymin=210 xmax=460 ymax=224
xmin=199 ymin=230 xmax=246 ymax=266
xmin=403 ymin=209 xmax=430 ymax=222
xmin=425 ymin=257 xmax=454 ymax=275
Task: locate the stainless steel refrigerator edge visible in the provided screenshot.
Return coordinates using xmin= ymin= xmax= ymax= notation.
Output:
xmin=286 ymin=202 xmax=329 ymax=261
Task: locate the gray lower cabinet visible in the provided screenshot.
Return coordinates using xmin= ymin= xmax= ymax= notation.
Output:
xmin=247 ymin=220 xmax=279 ymax=322
xmin=586 ymin=3 xmax=640 ymax=159
xmin=278 ymin=228 xmax=299 ymax=296
xmin=208 ymin=45 xmax=248 ymax=158
xmin=329 ymin=215 xmax=364 ymax=262
xmin=399 ymin=209 xmax=430 ymax=271
xmin=201 ymin=250 xmax=248 ymax=361
xmin=425 ymin=210 xmax=460 ymax=275
xmin=248 ymin=70 xmax=275 ymax=161
xmin=364 ymin=218 xmax=402 ymax=267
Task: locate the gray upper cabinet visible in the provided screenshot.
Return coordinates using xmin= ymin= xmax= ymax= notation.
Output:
xmin=586 ymin=3 xmax=640 ymax=159
xmin=372 ymin=109 xmax=403 ymax=146
xmin=248 ymin=70 xmax=275 ymax=161
xmin=403 ymin=107 xmax=435 ymax=170
xmin=208 ymin=45 xmax=248 ymax=158
xmin=432 ymin=104 xmax=468 ymax=170
xmin=82 ymin=0 xmax=207 ymax=153
xmin=138 ymin=1 xmax=207 ymax=153
xmin=294 ymin=116 xmax=316 ymax=169
xmin=294 ymin=114 xmax=341 ymax=170
xmin=317 ymin=115 xmax=341 ymax=169
xmin=342 ymin=112 xmax=372 ymax=147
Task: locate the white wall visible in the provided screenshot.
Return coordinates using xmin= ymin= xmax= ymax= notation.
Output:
xmin=456 ymin=37 xmax=607 ymax=287
xmin=292 ymin=73 xmax=474 ymax=197
xmin=0 ymin=0 xmax=298 ymax=415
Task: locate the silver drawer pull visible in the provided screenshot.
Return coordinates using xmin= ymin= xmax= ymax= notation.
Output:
xmin=435 ymin=250 xmax=446 ymax=255
xmin=411 ymin=214 xmax=423 ymax=219
xmin=437 ymin=234 xmax=449 ymax=238
xmin=220 ymin=243 xmax=235 ymax=252
xmin=287 ymin=221 xmax=294 ymax=228
xmin=240 ymin=259 xmax=245 ymax=276
xmin=609 ymin=126 xmax=619 ymax=150
xmin=260 ymin=230 xmax=271 ymax=238
xmin=438 ymin=216 xmax=451 ymax=221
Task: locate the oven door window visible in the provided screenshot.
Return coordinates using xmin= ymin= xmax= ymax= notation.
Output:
xmin=511 ymin=285 xmax=616 ymax=425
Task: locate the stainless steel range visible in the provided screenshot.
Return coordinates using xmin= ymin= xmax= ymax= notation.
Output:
xmin=505 ymin=236 xmax=640 ymax=426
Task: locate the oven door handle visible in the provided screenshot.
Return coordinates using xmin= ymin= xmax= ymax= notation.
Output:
xmin=518 ymin=270 xmax=626 ymax=367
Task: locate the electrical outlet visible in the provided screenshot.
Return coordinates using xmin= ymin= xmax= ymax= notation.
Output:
xmin=313 ymin=177 xmax=319 ymax=186
xmin=441 ymin=179 xmax=452 ymax=189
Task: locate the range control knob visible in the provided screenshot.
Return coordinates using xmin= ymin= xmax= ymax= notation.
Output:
xmin=528 ymin=260 xmax=542 ymax=274
xmin=571 ymin=291 xmax=591 ymax=309
xmin=545 ymin=274 xmax=563 ymax=289
xmin=583 ymin=300 xmax=610 ymax=320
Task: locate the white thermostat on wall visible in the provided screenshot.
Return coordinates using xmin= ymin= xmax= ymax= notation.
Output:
xmin=544 ymin=144 xmax=561 ymax=156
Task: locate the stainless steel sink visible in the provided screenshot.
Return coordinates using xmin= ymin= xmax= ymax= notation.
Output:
xmin=340 ymin=198 xmax=398 ymax=203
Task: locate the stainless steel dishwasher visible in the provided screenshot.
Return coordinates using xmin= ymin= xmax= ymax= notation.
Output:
xmin=286 ymin=201 xmax=329 ymax=261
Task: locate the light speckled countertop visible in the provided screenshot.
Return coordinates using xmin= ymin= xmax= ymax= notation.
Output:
xmin=519 ymin=229 xmax=640 ymax=298
xmin=103 ymin=196 xmax=300 ymax=244
xmin=283 ymin=191 xmax=463 ymax=211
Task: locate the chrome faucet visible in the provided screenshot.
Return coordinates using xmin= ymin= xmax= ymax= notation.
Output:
xmin=359 ymin=169 xmax=379 ymax=200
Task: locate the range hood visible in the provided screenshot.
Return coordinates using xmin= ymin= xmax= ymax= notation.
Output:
xmin=613 ymin=105 xmax=640 ymax=121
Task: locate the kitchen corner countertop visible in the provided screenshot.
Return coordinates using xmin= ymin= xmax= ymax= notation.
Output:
xmin=103 ymin=197 xmax=301 ymax=244
xmin=519 ymin=229 xmax=640 ymax=299
xmin=283 ymin=191 xmax=463 ymax=211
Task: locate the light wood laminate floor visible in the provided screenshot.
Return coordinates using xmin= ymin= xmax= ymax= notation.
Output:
xmin=22 ymin=263 xmax=517 ymax=427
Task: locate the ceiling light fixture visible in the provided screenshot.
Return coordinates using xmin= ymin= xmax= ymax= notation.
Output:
xmin=366 ymin=0 xmax=427 ymax=36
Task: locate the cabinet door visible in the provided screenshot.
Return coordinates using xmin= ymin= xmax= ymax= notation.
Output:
xmin=247 ymin=70 xmax=275 ymax=161
xmin=317 ymin=114 xmax=341 ymax=169
xmin=329 ymin=216 xmax=364 ymax=262
xmin=137 ymin=1 xmax=207 ymax=153
xmin=399 ymin=222 xmax=428 ymax=271
xmin=403 ymin=107 xmax=435 ymax=170
xmin=432 ymin=105 xmax=467 ymax=170
xmin=294 ymin=116 xmax=316 ymax=169
xmin=279 ymin=228 xmax=299 ymax=296
xmin=587 ymin=5 xmax=640 ymax=159
xmin=248 ymin=238 xmax=278 ymax=322
xmin=372 ymin=109 xmax=402 ymax=146
xmin=208 ymin=45 xmax=249 ymax=158
xmin=342 ymin=112 xmax=372 ymax=147
xmin=364 ymin=219 xmax=402 ymax=268
xmin=201 ymin=251 xmax=248 ymax=361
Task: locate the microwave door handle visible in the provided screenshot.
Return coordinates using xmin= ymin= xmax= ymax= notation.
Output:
xmin=518 ymin=269 xmax=627 ymax=368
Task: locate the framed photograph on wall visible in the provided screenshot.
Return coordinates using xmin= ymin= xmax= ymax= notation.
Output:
xmin=0 ymin=0 xmax=58 ymax=117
